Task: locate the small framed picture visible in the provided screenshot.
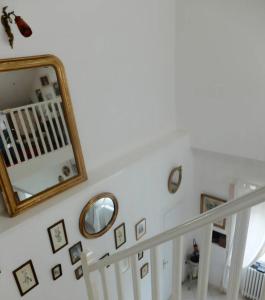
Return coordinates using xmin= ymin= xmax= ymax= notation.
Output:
xmin=13 ymin=260 xmax=39 ymax=296
xmin=100 ymin=253 xmax=110 ymax=268
xmin=138 ymin=251 xmax=144 ymax=261
xmin=69 ymin=241 xmax=83 ymax=265
xmin=200 ymin=194 xmax=226 ymax=229
xmin=47 ymin=219 xmax=68 ymax=254
xmin=40 ymin=75 xmax=50 ymax=86
xmin=53 ymin=82 xmax=61 ymax=97
xmin=135 ymin=218 xmax=146 ymax=240
xmin=140 ymin=263 xmax=149 ymax=279
xmin=114 ymin=223 xmax=126 ymax=249
xmin=35 ymin=89 xmax=44 ymax=102
xmin=51 ymin=264 xmax=62 ymax=281
xmin=75 ymin=265 xmax=83 ymax=280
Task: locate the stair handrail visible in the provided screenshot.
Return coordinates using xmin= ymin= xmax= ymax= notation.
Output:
xmin=84 ymin=186 xmax=265 ymax=272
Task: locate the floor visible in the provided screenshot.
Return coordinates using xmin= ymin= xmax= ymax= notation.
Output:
xmin=181 ymin=283 xmax=245 ymax=300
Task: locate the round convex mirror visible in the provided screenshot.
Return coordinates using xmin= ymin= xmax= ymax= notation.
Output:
xmin=79 ymin=193 xmax=118 ymax=239
xmin=168 ymin=166 xmax=182 ymax=194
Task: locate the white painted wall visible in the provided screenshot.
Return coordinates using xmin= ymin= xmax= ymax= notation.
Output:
xmin=193 ymin=148 xmax=265 ymax=288
xmin=0 ymin=0 xmax=177 ymax=171
xmin=174 ymin=0 xmax=265 ymax=161
xmin=0 ymin=133 xmax=195 ymax=300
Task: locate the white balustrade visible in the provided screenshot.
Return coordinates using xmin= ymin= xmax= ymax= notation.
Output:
xmin=0 ymin=99 xmax=68 ymax=166
xmin=81 ymin=186 xmax=265 ymax=300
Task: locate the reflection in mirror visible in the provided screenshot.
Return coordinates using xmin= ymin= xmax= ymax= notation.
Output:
xmin=80 ymin=193 xmax=118 ymax=239
xmin=0 ymin=66 xmax=77 ymax=202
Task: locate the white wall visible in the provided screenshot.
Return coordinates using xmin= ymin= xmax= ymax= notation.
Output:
xmin=193 ymin=148 xmax=265 ymax=288
xmin=0 ymin=0 xmax=177 ymax=171
xmin=174 ymin=0 xmax=265 ymax=161
xmin=0 ymin=133 xmax=195 ymax=300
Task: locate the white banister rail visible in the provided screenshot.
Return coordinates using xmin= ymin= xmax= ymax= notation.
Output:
xmin=82 ymin=186 xmax=265 ymax=300
xmin=0 ymin=99 xmax=69 ymax=167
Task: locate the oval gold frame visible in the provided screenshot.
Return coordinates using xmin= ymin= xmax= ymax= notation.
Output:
xmin=168 ymin=166 xmax=182 ymax=194
xmin=79 ymin=193 xmax=119 ymax=239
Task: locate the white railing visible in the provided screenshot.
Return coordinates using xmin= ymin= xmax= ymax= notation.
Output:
xmin=0 ymin=99 xmax=70 ymax=167
xmin=81 ymin=186 xmax=265 ymax=300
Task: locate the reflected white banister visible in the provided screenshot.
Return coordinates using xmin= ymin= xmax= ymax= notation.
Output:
xmin=82 ymin=186 xmax=265 ymax=300
xmin=0 ymin=99 xmax=69 ymax=166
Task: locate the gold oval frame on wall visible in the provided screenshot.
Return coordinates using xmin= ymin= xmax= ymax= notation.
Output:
xmin=79 ymin=193 xmax=119 ymax=239
xmin=168 ymin=166 xmax=182 ymax=194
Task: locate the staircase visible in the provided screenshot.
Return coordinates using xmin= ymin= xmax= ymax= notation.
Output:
xmin=81 ymin=187 xmax=265 ymax=300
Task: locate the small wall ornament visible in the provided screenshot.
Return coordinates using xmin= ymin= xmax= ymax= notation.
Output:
xmin=1 ymin=6 xmax=32 ymax=48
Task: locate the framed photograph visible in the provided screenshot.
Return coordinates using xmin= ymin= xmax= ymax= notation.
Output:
xmin=47 ymin=219 xmax=68 ymax=254
xmin=69 ymin=241 xmax=83 ymax=265
xmin=135 ymin=218 xmax=146 ymax=240
xmin=35 ymin=89 xmax=44 ymax=102
xmin=13 ymin=260 xmax=39 ymax=296
xmin=138 ymin=251 xmax=144 ymax=261
xmin=75 ymin=266 xmax=83 ymax=280
xmin=114 ymin=223 xmax=126 ymax=249
xmin=51 ymin=264 xmax=62 ymax=281
xmin=40 ymin=75 xmax=50 ymax=86
xmin=200 ymin=194 xmax=227 ymax=229
xmin=100 ymin=253 xmax=110 ymax=268
xmin=53 ymin=82 xmax=61 ymax=97
xmin=140 ymin=263 xmax=149 ymax=279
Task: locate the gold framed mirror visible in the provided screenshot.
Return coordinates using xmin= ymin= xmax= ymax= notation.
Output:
xmin=168 ymin=166 xmax=182 ymax=194
xmin=0 ymin=55 xmax=87 ymax=216
xmin=79 ymin=193 xmax=118 ymax=239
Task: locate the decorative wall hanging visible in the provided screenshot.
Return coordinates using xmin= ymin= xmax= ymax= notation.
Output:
xmin=168 ymin=166 xmax=183 ymax=194
xmin=100 ymin=253 xmax=110 ymax=268
xmin=13 ymin=260 xmax=39 ymax=296
xmin=114 ymin=223 xmax=126 ymax=249
xmin=75 ymin=266 xmax=83 ymax=280
xmin=1 ymin=6 xmax=32 ymax=49
xmin=80 ymin=193 xmax=119 ymax=239
xmin=0 ymin=55 xmax=87 ymax=217
xmin=200 ymin=194 xmax=226 ymax=229
xmin=69 ymin=242 xmax=83 ymax=265
xmin=51 ymin=264 xmax=62 ymax=280
xmin=140 ymin=263 xmax=149 ymax=279
xmin=47 ymin=220 xmax=68 ymax=254
xmin=135 ymin=218 xmax=146 ymax=241
xmin=138 ymin=251 xmax=144 ymax=261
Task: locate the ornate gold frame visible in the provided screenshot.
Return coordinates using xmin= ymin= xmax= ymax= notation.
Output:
xmin=79 ymin=193 xmax=118 ymax=239
xmin=0 ymin=55 xmax=87 ymax=217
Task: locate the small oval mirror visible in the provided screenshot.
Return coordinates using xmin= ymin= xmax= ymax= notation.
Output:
xmin=168 ymin=166 xmax=182 ymax=194
xmin=79 ymin=193 xmax=118 ymax=239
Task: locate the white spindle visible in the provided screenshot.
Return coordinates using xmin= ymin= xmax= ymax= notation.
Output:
xmin=32 ymin=106 xmax=48 ymax=154
xmin=172 ymin=236 xmax=183 ymax=300
xmin=24 ymin=108 xmax=41 ymax=156
xmin=43 ymin=102 xmax=60 ymax=149
xmin=9 ymin=111 xmax=27 ymax=161
xmin=81 ymin=251 xmax=95 ymax=300
xmin=56 ymin=101 xmax=70 ymax=144
xmin=130 ymin=255 xmax=140 ymax=300
xmin=227 ymin=209 xmax=251 ymax=300
xmin=38 ymin=104 xmax=54 ymax=151
xmin=51 ymin=102 xmax=65 ymax=147
xmin=99 ymin=268 xmax=109 ymax=300
xmin=114 ymin=262 xmax=123 ymax=300
xmin=150 ymin=247 xmax=160 ymax=300
xmin=3 ymin=117 xmax=21 ymax=163
xmin=17 ymin=110 xmax=35 ymax=158
xmin=260 ymin=277 xmax=265 ymax=300
xmin=197 ymin=223 xmax=213 ymax=300
xmin=0 ymin=127 xmax=14 ymax=166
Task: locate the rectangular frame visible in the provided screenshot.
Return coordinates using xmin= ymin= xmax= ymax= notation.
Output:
xmin=0 ymin=55 xmax=87 ymax=217
xmin=135 ymin=218 xmax=146 ymax=241
xmin=69 ymin=241 xmax=83 ymax=265
xmin=114 ymin=223 xmax=126 ymax=249
xmin=51 ymin=264 xmax=62 ymax=280
xmin=200 ymin=193 xmax=226 ymax=229
xmin=140 ymin=263 xmax=149 ymax=279
xmin=47 ymin=219 xmax=68 ymax=254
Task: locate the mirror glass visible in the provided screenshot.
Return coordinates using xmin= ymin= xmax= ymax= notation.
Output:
xmin=80 ymin=193 xmax=118 ymax=238
xmin=0 ymin=66 xmax=77 ymax=202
